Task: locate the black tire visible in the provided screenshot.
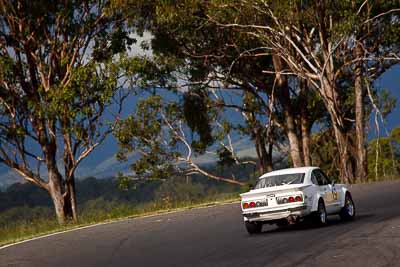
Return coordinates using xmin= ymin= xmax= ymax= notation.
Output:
xmin=245 ymin=221 xmax=262 ymax=234
xmin=313 ymin=199 xmax=327 ymax=226
xmin=340 ymin=192 xmax=355 ymax=221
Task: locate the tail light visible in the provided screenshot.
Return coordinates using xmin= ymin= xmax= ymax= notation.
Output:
xmin=277 ymin=194 xmax=303 ymax=204
xmin=242 ymin=200 xmax=268 ymax=209
xmin=295 ymin=195 xmax=303 ymax=202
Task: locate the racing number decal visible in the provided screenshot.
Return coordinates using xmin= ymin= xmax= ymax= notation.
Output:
xmin=331 ymin=188 xmax=340 ymax=201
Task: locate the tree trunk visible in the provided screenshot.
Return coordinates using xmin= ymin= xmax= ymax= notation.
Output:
xmin=322 ymin=79 xmax=355 ymax=183
xmin=48 ymin=169 xmax=67 ymax=225
xmin=266 ymin=142 xmax=273 ymax=172
xmin=300 ymin=82 xmax=312 ymax=166
xmin=254 ymin=127 xmax=264 ymax=174
xmin=258 ymin=132 xmax=273 ymax=173
xmin=47 ymin=168 xmax=77 ymax=224
xmin=258 ymin=144 xmax=269 ymax=173
xmin=354 ymin=44 xmax=367 ymax=182
xmin=254 ymin=126 xmax=271 ymax=174
xmin=272 ymin=52 xmax=304 ymax=167
xmin=66 ymin=176 xmax=78 ymax=222
xmin=62 ymin=185 xmax=77 ymax=223
xmin=301 ymin=115 xmax=312 ymax=166
xmin=286 ymin=118 xmax=303 ymax=167
xmin=332 ymin=123 xmax=354 ymax=183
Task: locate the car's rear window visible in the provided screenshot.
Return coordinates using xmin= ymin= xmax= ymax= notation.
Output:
xmin=254 ymin=173 xmax=305 ymax=189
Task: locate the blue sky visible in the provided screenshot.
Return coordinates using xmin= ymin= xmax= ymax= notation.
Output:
xmin=374 ymin=64 xmax=400 ymax=132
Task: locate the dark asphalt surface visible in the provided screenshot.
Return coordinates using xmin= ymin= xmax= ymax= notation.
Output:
xmin=1 ymin=181 xmax=400 ymax=267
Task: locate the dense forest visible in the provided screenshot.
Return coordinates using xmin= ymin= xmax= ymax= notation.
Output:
xmin=0 ymin=0 xmax=399 ymax=225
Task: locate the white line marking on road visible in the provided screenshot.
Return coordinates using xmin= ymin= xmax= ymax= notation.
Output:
xmin=0 ymin=200 xmax=239 ymax=251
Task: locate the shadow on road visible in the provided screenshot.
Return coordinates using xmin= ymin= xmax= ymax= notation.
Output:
xmin=257 ymin=213 xmax=376 ymax=235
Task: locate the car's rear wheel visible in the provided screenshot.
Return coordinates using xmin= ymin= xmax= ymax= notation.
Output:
xmin=340 ymin=192 xmax=355 ymax=221
xmin=313 ymin=199 xmax=327 ymax=226
xmin=245 ymin=221 xmax=262 ymax=234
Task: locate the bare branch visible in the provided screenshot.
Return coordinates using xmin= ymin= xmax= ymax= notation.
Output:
xmin=364 ymin=8 xmax=400 ymax=24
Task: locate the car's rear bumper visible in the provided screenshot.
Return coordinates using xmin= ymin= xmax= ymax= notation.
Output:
xmin=243 ymin=205 xmax=309 ymax=222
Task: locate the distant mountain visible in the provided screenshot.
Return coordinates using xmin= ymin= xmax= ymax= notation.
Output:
xmin=0 ymin=168 xmax=23 ymax=189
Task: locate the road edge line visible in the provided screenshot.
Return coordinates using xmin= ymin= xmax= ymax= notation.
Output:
xmin=0 ymin=199 xmax=240 ymax=251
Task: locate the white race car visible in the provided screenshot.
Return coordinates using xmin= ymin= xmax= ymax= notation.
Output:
xmin=240 ymin=167 xmax=355 ymax=234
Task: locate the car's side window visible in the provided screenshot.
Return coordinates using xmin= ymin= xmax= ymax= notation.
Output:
xmin=314 ymin=169 xmax=330 ymax=185
xmin=311 ymin=171 xmax=324 ymax=186
xmin=320 ymin=170 xmax=331 ymax=185
xmin=311 ymin=172 xmax=318 ymax=185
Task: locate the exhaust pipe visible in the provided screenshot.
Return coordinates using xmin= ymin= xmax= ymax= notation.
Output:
xmin=287 ymin=215 xmax=298 ymax=224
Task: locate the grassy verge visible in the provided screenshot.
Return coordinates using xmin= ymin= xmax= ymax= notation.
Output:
xmin=0 ymin=193 xmax=240 ymax=248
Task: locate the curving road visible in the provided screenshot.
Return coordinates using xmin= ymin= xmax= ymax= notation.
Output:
xmin=1 ymin=181 xmax=400 ymax=267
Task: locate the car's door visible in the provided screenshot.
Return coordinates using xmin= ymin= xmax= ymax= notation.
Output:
xmin=317 ymin=170 xmax=341 ymax=213
xmin=319 ymin=170 xmax=341 ymax=213
xmin=310 ymin=170 xmax=329 ymax=210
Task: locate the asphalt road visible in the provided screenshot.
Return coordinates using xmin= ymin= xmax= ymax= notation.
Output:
xmin=1 ymin=181 xmax=400 ymax=267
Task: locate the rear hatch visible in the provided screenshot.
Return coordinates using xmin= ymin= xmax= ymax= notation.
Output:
xmin=240 ymin=184 xmax=310 ymax=212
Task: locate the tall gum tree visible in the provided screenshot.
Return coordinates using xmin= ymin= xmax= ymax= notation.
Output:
xmin=205 ymin=0 xmax=400 ymax=183
xmin=0 ymin=0 xmax=132 ymax=224
xmin=272 ymin=53 xmax=303 ymax=167
xmin=351 ymin=1 xmax=400 ymax=182
xmin=121 ymin=1 xmax=315 ymax=172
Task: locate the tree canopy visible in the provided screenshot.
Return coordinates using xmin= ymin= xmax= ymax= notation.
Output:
xmin=0 ymin=0 xmax=133 ymax=223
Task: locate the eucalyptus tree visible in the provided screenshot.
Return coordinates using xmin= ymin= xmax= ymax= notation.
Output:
xmin=119 ymin=1 xmax=399 ymax=183
xmin=152 ymin=1 xmax=309 ymax=168
xmin=204 ymin=0 xmax=400 ymax=183
xmin=119 ymin=1 xmax=329 ymax=176
xmin=115 ymin=1 xmax=277 ymax=177
xmin=0 ymin=0 xmax=133 ymax=224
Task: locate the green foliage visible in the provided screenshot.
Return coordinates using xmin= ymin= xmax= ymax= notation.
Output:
xmin=0 ymin=206 xmax=54 ymax=228
xmin=217 ymin=147 xmax=235 ymax=167
xmin=378 ymin=88 xmax=397 ymax=119
xmin=114 ymin=95 xmax=177 ymax=179
xmin=114 ymin=92 xmax=243 ymax=182
xmin=183 ymin=89 xmax=214 ymax=151
xmin=391 ymin=127 xmax=400 ymax=144
xmin=310 ymin=129 xmax=340 ymax=181
xmin=154 ymin=178 xmax=205 ymax=207
xmin=367 ymin=127 xmax=400 ymax=180
xmin=0 ymin=0 xmax=138 ymax=222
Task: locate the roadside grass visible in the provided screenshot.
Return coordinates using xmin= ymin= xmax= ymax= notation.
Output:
xmin=365 ymin=175 xmax=400 ymax=183
xmin=0 ymin=193 xmax=239 ymax=247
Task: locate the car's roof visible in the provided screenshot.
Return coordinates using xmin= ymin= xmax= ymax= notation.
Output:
xmin=259 ymin=166 xmax=319 ymax=179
